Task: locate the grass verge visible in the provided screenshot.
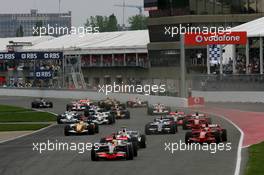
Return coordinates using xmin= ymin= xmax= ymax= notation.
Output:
xmin=246 ymin=141 xmax=264 ymax=175
xmin=0 ymin=124 xmax=50 ymax=131
xmin=0 ymin=111 xmax=56 ymax=122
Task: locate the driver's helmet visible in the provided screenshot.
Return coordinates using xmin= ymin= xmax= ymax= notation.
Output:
xmin=204 ymin=127 xmax=209 ymax=132
xmin=118 ymin=128 xmax=127 ymax=136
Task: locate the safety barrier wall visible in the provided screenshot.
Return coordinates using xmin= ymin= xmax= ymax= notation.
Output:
xmin=192 ymin=90 xmax=264 ymax=103
xmin=0 ymin=88 xmax=188 ymax=107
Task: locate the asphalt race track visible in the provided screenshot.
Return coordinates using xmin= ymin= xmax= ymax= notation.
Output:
xmin=0 ymin=96 xmax=240 ymax=175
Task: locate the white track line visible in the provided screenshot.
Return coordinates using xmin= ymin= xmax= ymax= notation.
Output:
xmin=193 ymin=109 xmax=244 ymax=175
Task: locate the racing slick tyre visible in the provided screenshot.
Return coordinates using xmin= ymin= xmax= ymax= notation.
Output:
xmin=185 ymin=132 xmax=192 ymax=144
xmin=64 ymin=125 xmax=71 ymax=136
xmin=31 ymin=102 xmax=38 ymax=108
xmin=213 ymin=132 xmax=221 ymax=144
xmin=170 ymin=125 xmax=176 ymax=134
xmin=49 ymin=102 xmax=53 ymax=108
xmin=94 ymin=123 xmax=99 ymax=133
xmin=108 ymin=115 xmax=115 ymax=124
xmin=126 ymin=101 xmax=131 ymax=108
xmin=221 ymin=129 xmax=227 ymax=142
xmin=182 ymin=119 xmax=188 ymax=130
xmin=125 ymin=145 xmax=134 ymax=160
xmin=126 ymin=111 xmax=130 ymax=119
xmin=139 ymin=134 xmax=146 ymax=148
xmin=145 ymin=125 xmax=151 ymax=135
xmin=147 ymin=107 xmax=153 ymax=115
xmin=66 ymin=104 xmax=72 ymax=111
xmin=88 ymin=125 xmax=95 ymax=135
xmin=100 ymin=138 xmax=107 ymax=143
xmin=91 ymin=147 xmax=99 ymax=161
xmin=130 ymin=137 xmax=138 ymax=157
xmin=57 ymin=115 xmax=62 ymax=124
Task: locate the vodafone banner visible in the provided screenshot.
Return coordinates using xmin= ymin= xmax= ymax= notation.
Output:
xmin=185 ymin=32 xmax=247 ymax=46
xmin=188 ymin=97 xmax=205 ymax=107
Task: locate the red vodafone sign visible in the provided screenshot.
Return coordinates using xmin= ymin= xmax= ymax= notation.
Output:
xmin=188 ymin=97 xmax=205 ymax=107
xmin=185 ymin=32 xmax=247 ymax=46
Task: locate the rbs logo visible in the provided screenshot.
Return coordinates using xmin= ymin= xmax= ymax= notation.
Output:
xmin=35 ymin=71 xmax=52 ymax=78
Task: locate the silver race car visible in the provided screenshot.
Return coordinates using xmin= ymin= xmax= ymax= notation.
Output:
xmin=57 ymin=111 xmax=81 ymax=124
xmin=145 ymin=117 xmax=177 ymax=135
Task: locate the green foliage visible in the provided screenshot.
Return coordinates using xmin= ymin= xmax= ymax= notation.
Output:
xmin=128 ymin=15 xmax=148 ymax=30
xmin=85 ymin=14 xmax=118 ymax=32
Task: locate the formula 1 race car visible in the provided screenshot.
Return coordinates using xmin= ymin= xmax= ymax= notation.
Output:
xmin=64 ymin=121 xmax=99 ymax=136
xmin=31 ymin=98 xmax=53 ymax=108
xmin=91 ymin=140 xmax=134 ymax=161
xmin=182 ymin=113 xmax=212 ymax=130
xmin=84 ymin=109 xmax=116 ymax=125
xmin=147 ymin=103 xmax=171 ymax=115
xmin=201 ymin=124 xmax=227 ymax=142
xmin=185 ymin=124 xmax=227 ymax=144
xmin=126 ymin=98 xmax=148 ymax=108
xmin=57 ymin=111 xmax=81 ymax=124
xmin=168 ymin=111 xmax=186 ymax=125
xmin=111 ymin=105 xmax=130 ymax=119
xmin=98 ymin=98 xmax=125 ymax=110
xmin=145 ymin=117 xmax=177 ymax=135
xmin=66 ymin=99 xmax=92 ymax=111
xmin=101 ymin=128 xmax=146 ymax=149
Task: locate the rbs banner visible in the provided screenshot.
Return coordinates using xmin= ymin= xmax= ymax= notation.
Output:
xmin=0 ymin=52 xmax=63 ymax=60
xmin=185 ymin=32 xmax=247 ymax=46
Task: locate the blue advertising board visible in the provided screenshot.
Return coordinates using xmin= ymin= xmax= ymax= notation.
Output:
xmin=0 ymin=52 xmax=63 ymax=60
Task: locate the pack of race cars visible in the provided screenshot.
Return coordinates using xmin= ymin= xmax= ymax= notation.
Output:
xmin=31 ymin=97 xmax=228 ymax=161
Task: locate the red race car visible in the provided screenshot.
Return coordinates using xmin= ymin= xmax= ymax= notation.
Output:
xmin=91 ymin=138 xmax=135 ymax=161
xmin=66 ymin=99 xmax=93 ymax=111
xmin=182 ymin=113 xmax=212 ymax=130
xmin=185 ymin=124 xmax=227 ymax=144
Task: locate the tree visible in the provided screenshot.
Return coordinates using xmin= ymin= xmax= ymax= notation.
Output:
xmin=128 ymin=15 xmax=148 ymax=30
xmin=107 ymin=14 xmax=118 ymax=32
xmin=16 ymin=25 xmax=24 ymax=37
xmin=84 ymin=14 xmax=119 ymax=32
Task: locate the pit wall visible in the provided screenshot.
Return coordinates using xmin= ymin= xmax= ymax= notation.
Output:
xmin=0 ymin=88 xmax=188 ymax=108
xmin=192 ymin=91 xmax=264 ymax=103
